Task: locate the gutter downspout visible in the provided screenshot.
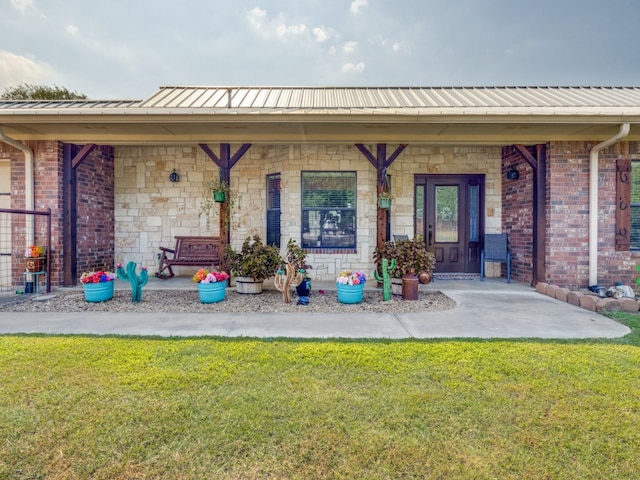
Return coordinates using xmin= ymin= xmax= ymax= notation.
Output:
xmin=0 ymin=126 xmax=35 ymax=248
xmin=589 ymin=123 xmax=630 ymax=286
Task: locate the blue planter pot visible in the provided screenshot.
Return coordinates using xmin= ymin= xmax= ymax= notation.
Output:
xmin=197 ymin=281 xmax=226 ymax=303
xmin=337 ymin=283 xmax=365 ymax=304
xmin=83 ymin=281 xmax=115 ymax=302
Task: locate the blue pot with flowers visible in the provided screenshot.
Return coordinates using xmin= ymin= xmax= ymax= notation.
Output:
xmin=336 ymin=271 xmax=366 ymax=304
xmin=80 ymin=270 xmax=116 ymax=302
xmin=193 ymin=268 xmax=230 ymax=303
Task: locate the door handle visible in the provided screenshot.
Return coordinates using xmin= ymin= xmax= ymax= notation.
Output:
xmin=428 ymin=223 xmax=433 ymax=246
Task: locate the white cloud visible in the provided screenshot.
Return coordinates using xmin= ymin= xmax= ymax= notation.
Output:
xmin=313 ymin=27 xmax=330 ymax=43
xmin=10 ymin=0 xmax=33 ymax=12
xmin=247 ymin=6 xmax=267 ymax=30
xmin=275 ymin=23 xmax=307 ymax=37
xmin=66 ymin=24 xmax=79 ymax=36
xmin=350 ymin=0 xmax=368 ymax=15
xmin=342 ymin=62 xmax=365 ymax=73
xmin=342 ymin=41 xmax=358 ymax=54
xmin=0 ymin=50 xmax=55 ymax=91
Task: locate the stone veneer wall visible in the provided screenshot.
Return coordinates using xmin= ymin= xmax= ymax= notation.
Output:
xmin=545 ymin=141 xmax=640 ymax=289
xmin=114 ymin=144 xmax=502 ymax=281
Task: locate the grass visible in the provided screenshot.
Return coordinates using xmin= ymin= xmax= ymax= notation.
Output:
xmin=0 ymin=315 xmax=639 ymax=479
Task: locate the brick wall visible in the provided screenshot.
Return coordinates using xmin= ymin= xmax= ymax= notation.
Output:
xmin=501 ymin=146 xmax=535 ymax=284
xmin=1 ymin=141 xmax=66 ymax=287
xmin=545 ymin=141 xmax=640 ymax=289
xmin=1 ymin=141 xmax=114 ymax=287
xmin=76 ymin=145 xmax=115 ymax=276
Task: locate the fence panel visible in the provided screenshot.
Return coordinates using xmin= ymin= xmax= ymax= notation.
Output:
xmin=0 ymin=208 xmax=51 ymax=298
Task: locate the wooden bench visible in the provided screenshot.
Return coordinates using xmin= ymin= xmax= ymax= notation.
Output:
xmin=155 ymin=236 xmax=222 ymax=279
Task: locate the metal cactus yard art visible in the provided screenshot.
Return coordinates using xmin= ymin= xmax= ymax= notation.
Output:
xmin=374 ymin=257 xmax=396 ymax=301
xmin=116 ymin=261 xmax=149 ymax=302
xmin=274 ymin=263 xmax=304 ymax=304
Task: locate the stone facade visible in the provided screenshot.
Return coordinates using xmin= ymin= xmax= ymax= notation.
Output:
xmin=114 ymin=144 xmax=502 ymax=281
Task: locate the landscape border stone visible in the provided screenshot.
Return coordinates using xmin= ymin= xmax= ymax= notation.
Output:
xmin=538 ymin=282 xmax=639 ymax=314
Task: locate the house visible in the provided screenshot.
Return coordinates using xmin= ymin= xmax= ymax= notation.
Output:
xmin=1 ymin=86 xmax=640 ymax=290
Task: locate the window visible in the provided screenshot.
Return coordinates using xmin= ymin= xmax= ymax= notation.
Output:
xmin=266 ymin=173 xmax=281 ymax=248
xmin=302 ymin=171 xmax=356 ymax=249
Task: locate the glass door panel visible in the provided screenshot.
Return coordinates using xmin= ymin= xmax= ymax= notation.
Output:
xmin=435 ymin=186 xmax=458 ymax=243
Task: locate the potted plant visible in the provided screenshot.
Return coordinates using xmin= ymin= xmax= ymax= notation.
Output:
xmin=199 ymin=179 xmax=238 ymax=228
xmin=80 ymin=269 xmax=116 ymax=302
xmin=378 ymin=190 xmax=392 ymax=209
xmin=225 ymin=235 xmax=281 ymax=294
xmin=336 ymin=270 xmax=367 ymax=304
xmin=374 ymin=236 xmax=436 ymax=295
xmin=24 ymin=245 xmax=45 ymax=272
xmin=192 ymin=268 xmax=230 ymax=303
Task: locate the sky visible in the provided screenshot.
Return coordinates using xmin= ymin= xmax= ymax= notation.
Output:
xmin=1 ymin=0 xmax=639 ymax=100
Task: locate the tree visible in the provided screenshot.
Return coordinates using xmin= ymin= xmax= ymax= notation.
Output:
xmin=1 ymin=83 xmax=87 ymax=100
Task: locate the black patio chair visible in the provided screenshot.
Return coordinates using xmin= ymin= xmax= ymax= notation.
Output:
xmin=480 ymin=233 xmax=511 ymax=283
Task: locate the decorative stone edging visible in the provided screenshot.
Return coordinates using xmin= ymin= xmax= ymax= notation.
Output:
xmin=535 ymin=282 xmax=640 ymax=314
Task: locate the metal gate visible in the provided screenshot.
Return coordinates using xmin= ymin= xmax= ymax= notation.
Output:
xmin=0 ymin=207 xmax=51 ymax=298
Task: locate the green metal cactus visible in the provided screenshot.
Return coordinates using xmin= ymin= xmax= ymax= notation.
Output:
xmin=116 ymin=261 xmax=149 ymax=303
xmin=374 ymin=257 xmax=396 ymax=301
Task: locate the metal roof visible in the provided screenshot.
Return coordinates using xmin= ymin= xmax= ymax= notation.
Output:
xmin=139 ymin=86 xmax=640 ymax=110
xmin=1 ymin=86 xmax=640 ymax=113
xmin=0 ymin=99 xmax=142 ymax=110
xmin=1 ymin=86 xmax=639 ymax=145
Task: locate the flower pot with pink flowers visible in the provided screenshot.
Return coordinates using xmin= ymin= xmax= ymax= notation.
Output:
xmin=193 ymin=268 xmax=230 ymax=303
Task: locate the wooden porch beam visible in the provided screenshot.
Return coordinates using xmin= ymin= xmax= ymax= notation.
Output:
xmin=71 ymin=143 xmax=97 ymax=169
xmin=534 ymin=144 xmax=547 ymax=284
xmin=198 ymin=143 xmax=252 ymax=248
xmin=62 ymin=143 xmax=77 ymax=286
xmin=514 ymin=144 xmax=537 ymax=169
xmin=356 ymin=143 xmax=407 ymax=251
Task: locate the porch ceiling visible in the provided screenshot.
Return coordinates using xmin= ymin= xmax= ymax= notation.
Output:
xmin=1 ymin=116 xmax=639 ymax=145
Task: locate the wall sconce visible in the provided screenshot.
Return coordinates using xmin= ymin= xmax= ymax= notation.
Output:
xmin=506 ymin=167 xmax=519 ymax=180
xmin=169 ymin=169 xmax=180 ymax=183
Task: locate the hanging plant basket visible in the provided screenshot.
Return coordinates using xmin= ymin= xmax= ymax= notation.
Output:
xmin=378 ymin=197 xmax=391 ymax=209
xmin=213 ymin=191 xmax=226 ymax=203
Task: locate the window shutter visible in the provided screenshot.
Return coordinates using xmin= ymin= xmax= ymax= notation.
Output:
xmin=616 ymin=158 xmax=631 ymax=251
xmin=266 ymin=174 xmax=281 ymax=248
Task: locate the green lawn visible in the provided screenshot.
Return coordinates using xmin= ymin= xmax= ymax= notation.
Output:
xmin=1 ymin=315 xmax=639 ymax=479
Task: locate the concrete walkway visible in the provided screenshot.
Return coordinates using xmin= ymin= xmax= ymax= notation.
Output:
xmin=0 ymin=277 xmax=631 ymax=339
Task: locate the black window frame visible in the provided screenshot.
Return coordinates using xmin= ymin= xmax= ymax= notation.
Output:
xmin=301 ymin=171 xmax=357 ymax=251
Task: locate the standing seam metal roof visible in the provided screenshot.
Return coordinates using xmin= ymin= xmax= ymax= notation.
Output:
xmin=1 ymin=86 xmax=640 ymax=111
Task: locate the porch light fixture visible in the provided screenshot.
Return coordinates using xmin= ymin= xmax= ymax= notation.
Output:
xmin=506 ymin=166 xmax=519 ymax=180
xmin=169 ymin=169 xmax=180 ymax=182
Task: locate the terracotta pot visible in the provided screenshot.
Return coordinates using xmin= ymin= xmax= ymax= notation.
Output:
xmin=419 ymin=271 xmax=432 ymax=285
